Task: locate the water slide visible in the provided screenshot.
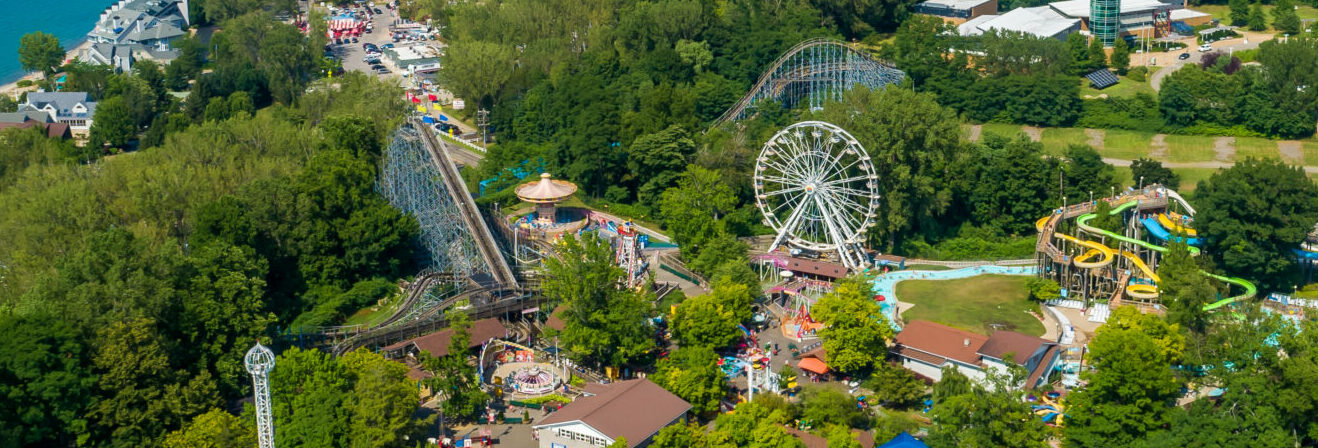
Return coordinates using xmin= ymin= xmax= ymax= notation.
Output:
xmin=1141 ymin=217 xmax=1204 ymax=246
xmin=1071 ymin=200 xmax=1255 ymax=308
xmin=1158 ymin=213 xmax=1198 ymax=237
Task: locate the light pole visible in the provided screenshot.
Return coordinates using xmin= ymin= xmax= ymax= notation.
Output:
xmin=1111 ymin=185 xmax=1115 ymax=198
xmin=1089 ymin=191 xmax=1093 ymax=203
xmin=1139 ymin=176 xmax=1145 ymax=189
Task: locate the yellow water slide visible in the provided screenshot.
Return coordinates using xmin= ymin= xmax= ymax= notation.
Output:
xmin=1036 ymin=216 xmax=1114 ymax=269
xmin=1157 ymin=213 xmax=1198 ymax=237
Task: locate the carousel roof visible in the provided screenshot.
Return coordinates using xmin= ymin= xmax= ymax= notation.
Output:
xmin=515 ymin=173 xmax=577 ymax=203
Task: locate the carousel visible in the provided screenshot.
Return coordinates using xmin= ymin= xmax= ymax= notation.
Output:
xmin=511 ymin=173 xmax=589 ymax=238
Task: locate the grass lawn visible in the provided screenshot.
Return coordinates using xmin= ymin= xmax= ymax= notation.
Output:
xmin=1162 ymin=134 xmax=1219 ymax=163
xmin=1232 ymin=136 xmax=1281 ymax=161
xmin=343 ymin=293 xmax=406 ymax=327
xmin=1303 ymin=141 xmax=1318 ymax=166
xmin=1100 ymin=129 xmax=1154 ymax=160
xmin=1169 ymin=167 xmax=1221 ymax=192
xmin=896 ymin=275 xmax=1045 ymax=336
xmin=1194 ymin=4 xmax=1318 ymax=31
xmin=980 ymin=123 xmax=1027 ymax=140
xmin=1079 ymin=76 xmax=1156 ymax=99
xmin=1039 ymin=127 xmax=1089 ymax=156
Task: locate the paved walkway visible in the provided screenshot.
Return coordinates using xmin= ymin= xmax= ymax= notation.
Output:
xmin=1102 ymin=157 xmax=1318 ymax=173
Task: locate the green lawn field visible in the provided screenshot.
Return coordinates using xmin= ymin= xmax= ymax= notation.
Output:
xmin=895 ymin=275 xmax=1045 ymax=336
xmin=1079 ymin=75 xmax=1156 ymax=99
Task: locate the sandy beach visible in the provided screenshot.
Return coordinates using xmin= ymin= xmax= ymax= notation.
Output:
xmin=0 ymin=39 xmax=93 ymax=100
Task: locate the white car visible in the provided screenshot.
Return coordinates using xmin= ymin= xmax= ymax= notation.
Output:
xmin=1198 ymin=43 xmax=1213 ymax=52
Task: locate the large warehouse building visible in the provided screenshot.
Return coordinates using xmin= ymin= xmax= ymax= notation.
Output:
xmin=920 ymin=0 xmax=1212 ymax=42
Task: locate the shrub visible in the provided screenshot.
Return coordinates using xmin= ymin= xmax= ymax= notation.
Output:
xmin=16 ymin=79 xmax=33 ymax=88
xmin=1126 ymin=66 xmax=1148 ymax=82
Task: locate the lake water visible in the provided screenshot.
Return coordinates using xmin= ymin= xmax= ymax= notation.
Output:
xmin=0 ymin=0 xmax=109 ymax=84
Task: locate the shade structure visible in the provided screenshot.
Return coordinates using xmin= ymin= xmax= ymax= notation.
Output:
xmin=798 ymin=357 xmax=828 ymax=374
xmin=514 ymin=173 xmax=577 ymax=203
xmin=878 ymin=432 xmax=928 ymax=448
xmin=515 ymin=173 xmax=578 ymax=223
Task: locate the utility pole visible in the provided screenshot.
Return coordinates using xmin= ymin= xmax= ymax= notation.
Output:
xmin=476 ymin=109 xmax=490 ymax=149
xmin=245 ymin=343 xmax=276 ymax=448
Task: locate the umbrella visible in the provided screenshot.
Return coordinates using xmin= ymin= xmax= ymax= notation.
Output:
xmin=428 ymin=94 xmax=437 ymax=102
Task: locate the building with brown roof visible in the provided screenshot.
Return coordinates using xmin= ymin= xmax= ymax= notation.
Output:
xmin=532 ymin=378 xmax=691 ymax=448
xmin=782 ymin=256 xmax=849 ymax=280
xmin=891 ymin=320 xmax=1059 ymax=389
xmin=383 ymin=318 xmax=508 ymax=358
xmin=0 ymin=112 xmax=71 ymax=140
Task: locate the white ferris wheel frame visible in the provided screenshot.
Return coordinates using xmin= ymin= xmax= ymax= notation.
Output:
xmin=753 ymin=121 xmax=879 ymax=269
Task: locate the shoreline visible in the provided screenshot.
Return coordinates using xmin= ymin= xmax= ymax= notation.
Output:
xmin=0 ymin=38 xmax=92 ymax=99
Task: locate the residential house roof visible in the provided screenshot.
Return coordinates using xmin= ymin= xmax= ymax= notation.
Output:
xmin=0 ymin=120 xmax=71 ymax=139
xmin=22 ymin=92 xmax=97 ymax=119
xmin=534 ymin=378 xmax=691 ymax=448
xmin=893 ymin=320 xmax=989 ymax=367
xmin=0 ymin=111 xmax=53 ymax=124
xmin=978 ymin=330 xmax=1050 ymax=365
xmin=383 ymin=318 xmax=507 ymax=357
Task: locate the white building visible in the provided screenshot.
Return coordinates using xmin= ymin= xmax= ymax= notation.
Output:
xmin=952 ymin=0 xmax=1213 ymax=41
xmin=20 ymin=92 xmax=98 ymax=131
xmin=892 ymin=320 xmax=1060 ymax=389
xmin=532 ymin=379 xmax=690 ymax=448
xmin=83 ymin=0 xmax=190 ymax=68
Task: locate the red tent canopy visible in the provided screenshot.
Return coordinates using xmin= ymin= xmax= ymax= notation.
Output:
xmin=799 ymin=357 xmax=828 ymax=375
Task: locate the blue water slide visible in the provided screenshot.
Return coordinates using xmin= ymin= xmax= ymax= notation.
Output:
xmin=1141 ymin=217 xmax=1203 ymax=246
xmin=1293 ymin=248 xmax=1318 ymax=260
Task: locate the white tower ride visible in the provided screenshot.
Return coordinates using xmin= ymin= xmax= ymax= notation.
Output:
xmin=245 ymin=343 xmax=276 ymax=448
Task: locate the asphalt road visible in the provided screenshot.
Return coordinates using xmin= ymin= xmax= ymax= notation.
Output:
xmin=1147 ymin=31 xmax=1271 ymax=91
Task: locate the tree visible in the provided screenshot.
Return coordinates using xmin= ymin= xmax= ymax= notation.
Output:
xmin=1065 ymin=145 xmax=1118 ymax=199
xmin=1194 ymin=158 xmax=1318 ymax=291
xmin=1024 ymin=277 xmax=1062 ymax=302
xmin=652 ymin=423 xmax=708 ymax=448
xmin=1273 ymin=0 xmax=1301 ymax=34
xmin=675 ymin=39 xmax=713 ymax=73
xmin=817 ymin=86 xmax=961 ymax=250
xmin=545 ymin=234 xmax=656 ymax=368
xmin=0 ymin=93 xmax=16 ymax=113
xmin=1111 ymin=38 xmax=1131 ymax=74
xmin=709 ymin=398 xmax=806 ymax=448
xmin=800 ymin=385 xmax=868 ymax=429
xmin=671 ymin=284 xmax=749 ymax=348
xmin=421 ymin=311 xmax=487 ymax=421
xmin=18 ymin=31 xmax=64 ymax=75
xmin=865 ymin=363 xmax=927 ymax=409
xmin=0 ymin=313 xmax=96 ymax=446
xmin=811 ymin=276 xmax=893 ymax=374
xmin=659 ymin=165 xmax=737 ymax=257
xmin=926 ymin=368 xmax=1049 ymax=448
xmin=652 ymin=346 xmax=727 ymax=416
xmin=1064 ymin=307 xmax=1185 ymax=447
xmin=1066 ymin=33 xmax=1092 ymax=73
xmin=1248 ymin=2 xmax=1268 ymax=31
xmin=163 ymin=408 xmax=256 ymax=448
xmin=89 ymin=96 xmax=137 ymax=149
xmin=824 ymin=425 xmax=864 ymax=448
xmin=1088 ymin=37 xmax=1107 ymax=69
xmin=1129 ymin=158 xmax=1180 ymax=190
xmin=341 ymin=349 xmax=428 ymax=446
xmin=440 ymin=40 xmax=515 ymax=106
xmin=1229 ymin=0 xmax=1251 ymax=26
xmin=627 ymin=125 xmax=696 ymax=203
xmin=1156 ymin=241 xmax=1215 ymax=333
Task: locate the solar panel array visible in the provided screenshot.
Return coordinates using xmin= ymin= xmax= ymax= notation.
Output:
xmin=1086 ymin=69 xmax=1120 ymax=90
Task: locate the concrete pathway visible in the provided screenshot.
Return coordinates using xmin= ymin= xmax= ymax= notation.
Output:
xmin=1279 ymin=141 xmax=1304 ymax=164
xmin=1102 ymin=157 xmax=1318 ymax=173
xmin=1084 ymin=128 xmax=1105 ymax=149
xmin=1213 ymin=137 xmax=1235 ymax=162
xmin=1148 ymin=134 xmax=1168 ymax=159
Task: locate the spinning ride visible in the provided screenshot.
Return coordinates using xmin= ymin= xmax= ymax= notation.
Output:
xmin=755 ymin=121 xmax=880 ymax=269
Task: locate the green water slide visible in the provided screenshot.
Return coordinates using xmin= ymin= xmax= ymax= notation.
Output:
xmin=1073 ymin=199 xmax=1256 ymax=310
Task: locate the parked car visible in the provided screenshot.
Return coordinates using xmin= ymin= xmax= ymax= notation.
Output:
xmin=374 ymin=7 xmax=383 ymax=14
xmin=375 ymin=67 xmax=391 ymax=74
xmin=382 ymin=43 xmax=394 ymax=49
xmin=351 ymin=36 xmax=359 ymax=43
xmin=1178 ymin=52 xmax=1191 ymax=60
xmin=1198 ymin=43 xmax=1212 ymax=52
xmin=435 ymin=122 xmax=458 ymax=134
xmin=370 ymin=63 xmax=386 ymax=70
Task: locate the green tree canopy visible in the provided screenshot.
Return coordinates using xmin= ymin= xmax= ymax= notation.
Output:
xmin=89 ymin=96 xmax=137 ymax=149
xmin=652 ymin=346 xmax=727 ymax=416
xmin=18 ymin=31 xmax=64 ymax=75
xmin=811 ymin=276 xmax=893 ymax=374
xmin=1129 ymin=158 xmax=1180 ymax=190
xmin=1194 ymin=158 xmax=1318 ymax=291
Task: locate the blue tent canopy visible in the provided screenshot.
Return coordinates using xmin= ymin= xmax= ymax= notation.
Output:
xmin=421 ymin=115 xmax=436 ymax=124
xmin=879 ymin=432 xmax=928 ymax=448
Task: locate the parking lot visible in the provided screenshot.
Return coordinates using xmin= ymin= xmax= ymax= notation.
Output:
xmin=328 ymin=9 xmax=400 ymax=78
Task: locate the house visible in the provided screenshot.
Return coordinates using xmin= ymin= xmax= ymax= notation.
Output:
xmin=19 ymin=92 xmax=97 ymax=131
xmin=891 ymin=320 xmax=1059 ymax=389
xmin=0 ymin=111 xmax=72 ymax=139
xmin=84 ymin=0 xmax=190 ymax=67
xmin=532 ymin=378 xmax=691 ymax=448
xmin=383 ymin=317 xmax=508 ymax=358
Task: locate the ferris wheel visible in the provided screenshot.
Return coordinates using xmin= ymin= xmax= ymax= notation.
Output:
xmin=754 ymin=121 xmax=879 ymax=269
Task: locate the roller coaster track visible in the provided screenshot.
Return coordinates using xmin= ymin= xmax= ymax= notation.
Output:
xmin=710 ymin=38 xmax=905 ymax=129
xmin=330 ymin=282 xmax=537 ymax=356
xmin=413 ymin=117 xmax=519 ymax=288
